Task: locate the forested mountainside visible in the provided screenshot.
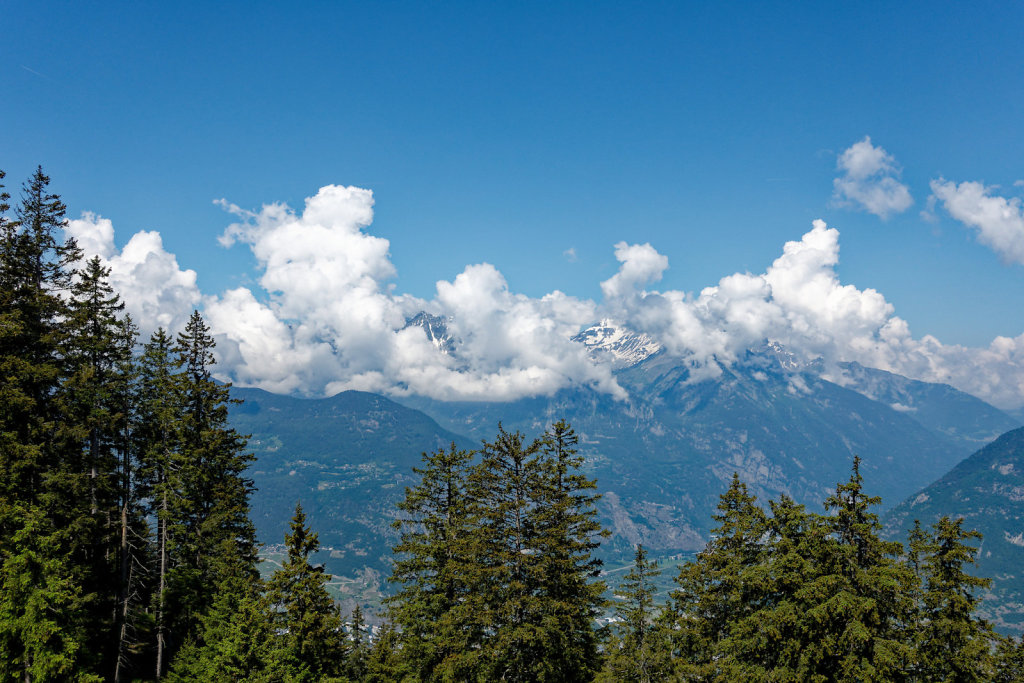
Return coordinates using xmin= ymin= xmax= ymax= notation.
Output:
xmin=885 ymin=427 xmax=1024 ymax=634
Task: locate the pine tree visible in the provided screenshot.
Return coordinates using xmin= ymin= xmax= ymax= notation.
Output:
xmin=265 ymin=502 xmax=348 ymax=680
xmin=916 ymin=516 xmax=995 ymax=681
xmin=387 ymin=442 xmax=479 ymax=680
xmin=598 ymin=544 xmax=669 ymax=683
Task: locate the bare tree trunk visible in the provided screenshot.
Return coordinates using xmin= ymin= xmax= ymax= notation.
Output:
xmin=156 ymin=487 xmax=168 ymax=679
xmin=114 ymin=503 xmax=129 ymax=683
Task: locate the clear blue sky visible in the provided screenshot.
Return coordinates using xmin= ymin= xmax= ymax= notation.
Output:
xmin=3 ymin=1 xmax=1023 ymax=349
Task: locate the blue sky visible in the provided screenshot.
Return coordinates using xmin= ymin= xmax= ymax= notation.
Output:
xmin=4 ymin=2 xmax=1024 ymax=405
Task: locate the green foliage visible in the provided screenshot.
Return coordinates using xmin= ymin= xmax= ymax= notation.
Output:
xmin=0 ymin=504 xmax=100 ymax=682
xmin=916 ymin=515 xmax=996 ymax=681
xmin=387 ymin=442 xmax=479 ymax=680
xmin=598 ymin=544 xmax=670 ymax=683
xmin=265 ymin=502 xmax=349 ymax=680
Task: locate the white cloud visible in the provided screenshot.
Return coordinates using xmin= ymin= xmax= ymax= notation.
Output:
xmin=930 ymin=178 xmax=1024 ymax=265
xmin=204 ymin=186 xmax=622 ymax=402
xmin=75 ymin=185 xmax=1024 ymax=409
xmin=832 ymin=136 xmax=913 ymax=218
xmin=64 ymin=213 xmax=201 ymax=335
xmin=600 ymin=220 xmax=1024 ymax=408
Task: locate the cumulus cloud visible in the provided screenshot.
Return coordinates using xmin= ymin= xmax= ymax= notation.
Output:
xmin=203 ymin=186 xmax=622 ymax=401
xmin=832 ymin=137 xmax=913 ymax=218
xmin=930 ymin=178 xmax=1024 ymax=265
xmin=64 ymin=212 xmax=201 ymax=335
xmin=600 ymin=220 xmax=1024 ymax=408
xmin=75 ymin=184 xmax=1024 ymax=409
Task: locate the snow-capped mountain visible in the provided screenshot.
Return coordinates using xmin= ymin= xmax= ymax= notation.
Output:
xmin=571 ymin=319 xmax=662 ymax=368
xmin=404 ymin=312 xmax=457 ymax=355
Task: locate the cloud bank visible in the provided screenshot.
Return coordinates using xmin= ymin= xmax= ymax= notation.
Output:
xmin=833 ymin=137 xmax=913 ymax=219
xmin=65 ymin=185 xmax=1024 ymax=409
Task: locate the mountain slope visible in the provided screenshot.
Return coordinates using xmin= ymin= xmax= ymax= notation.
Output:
xmin=231 ymin=387 xmax=475 ymax=578
xmin=835 ymin=361 xmax=1020 ymax=451
xmin=884 ymin=427 xmax=1024 ymax=634
xmin=398 ymin=349 xmax=980 ymax=561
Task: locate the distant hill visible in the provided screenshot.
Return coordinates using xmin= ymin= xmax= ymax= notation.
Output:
xmin=231 ymin=387 xmax=474 ymax=580
xmin=884 ymin=427 xmax=1024 ymax=635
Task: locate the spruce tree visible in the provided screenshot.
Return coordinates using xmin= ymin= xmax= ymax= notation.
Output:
xmin=717 ymin=493 xmax=819 ymax=679
xmin=798 ymin=457 xmax=916 ymax=681
xmin=916 ymin=516 xmax=995 ymax=681
xmin=664 ymin=473 xmax=767 ymax=679
xmin=265 ymin=502 xmax=348 ymax=680
xmin=531 ymin=419 xmax=608 ymax=681
xmin=135 ymin=327 xmax=182 ymax=679
xmin=388 ymin=442 xmax=479 ymax=681
xmin=167 ymin=311 xmax=257 ymax=663
xmin=598 ymin=544 xmax=669 ymax=683
xmin=469 ymin=425 xmax=546 ymax=682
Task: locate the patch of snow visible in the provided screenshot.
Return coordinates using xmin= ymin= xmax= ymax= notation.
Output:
xmin=572 ymin=319 xmax=661 ymax=368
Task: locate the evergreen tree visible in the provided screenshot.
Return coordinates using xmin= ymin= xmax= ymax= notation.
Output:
xmin=387 ymin=442 xmax=479 ymax=681
xmin=598 ymin=544 xmax=669 ymax=683
xmin=0 ymin=505 xmax=99 ymax=682
xmin=798 ymin=457 xmax=916 ymax=681
xmin=664 ymin=473 xmax=767 ymax=679
xmin=134 ymin=327 xmax=182 ymax=679
xmin=994 ymin=636 xmax=1024 ymax=683
xmin=0 ymin=166 xmax=79 ymax=509
xmin=717 ymin=493 xmax=819 ymax=679
xmin=530 ymin=420 xmax=608 ymax=681
xmin=916 ymin=516 xmax=995 ymax=681
xmin=265 ymin=502 xmax=348 ymax=680
xmin=166 ymin=311 xmax=257 ymax=665
xmin=57 ymin=255 xmax=134 ymax=676
xmin=166 ymin=576 xmax=283 ymax=683
xmin=346 ymin=604 xmax=369 ymax=682
xmin=469 ymin=425 xmax=546 ymax=682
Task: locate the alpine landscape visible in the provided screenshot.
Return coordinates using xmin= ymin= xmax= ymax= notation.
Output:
xmin=5 ymin=3 xmax=1024 ymax=681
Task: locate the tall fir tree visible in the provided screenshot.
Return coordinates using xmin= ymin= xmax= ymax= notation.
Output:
xmin=664 ymin=472 xmax=768 ymax=679
xmin=530 ymin=420 xmax=608 ymax=681
xmin=469 ymin=425 xmax=546 ymax=682
xmin=916 ymin=516 xmax=996 ymax=681
xmin=798 ymin=457 xmax=916 ymax=681
xmin=58 ymin=255 xmax=133 ymax=676
xmin=597 ymin=544 xmax=670 ymax=683
xmin=134 ymin=327 xmax=182 ymax=679
xmin=265 ymin=502 xmax=348 ymax=680
xmin=387 ymin=442 xmax=479 ymax=681
xmin=166 ymin=311 xmax=258 ymax=666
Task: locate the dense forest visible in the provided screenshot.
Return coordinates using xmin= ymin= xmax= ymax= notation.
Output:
xmin=2 ymin=166 xmax=1024 ymax=681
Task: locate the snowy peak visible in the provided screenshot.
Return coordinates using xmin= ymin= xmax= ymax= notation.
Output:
xmin=404 ymin=312 xmax=457 ymax=356
xmin=572 ymin=319 xmax=661 ymax=369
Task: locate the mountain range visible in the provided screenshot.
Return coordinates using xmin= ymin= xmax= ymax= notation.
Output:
xmin=231 ymin=319 xmax=1023 ymax=627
